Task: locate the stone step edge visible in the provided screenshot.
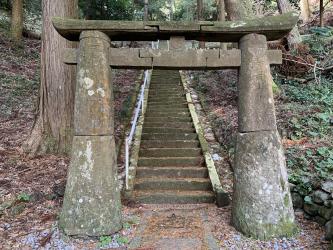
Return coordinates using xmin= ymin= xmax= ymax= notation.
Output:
xmin=180 ymin=71 xmax=230 ymax=208
xmin=132 ymin=190 xmax=215 ymax=204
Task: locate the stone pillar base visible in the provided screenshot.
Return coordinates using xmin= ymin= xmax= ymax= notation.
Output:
xmin=59 ymin=135 xmax=122 ymax=236
xmin=232 ymin=130 xmax=296 ymax=240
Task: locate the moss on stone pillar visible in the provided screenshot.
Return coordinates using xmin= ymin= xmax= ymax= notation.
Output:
xmin=232 ymin=131 xmax=297 ymax=239
xmin=232 ymin=33 xmax=296 ymax=240
xmin=60 ymin=31 xmax=122 ymax=236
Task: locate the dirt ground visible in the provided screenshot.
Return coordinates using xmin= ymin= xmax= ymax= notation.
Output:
xmin=0 ymin=33 xmax=331 ymax=249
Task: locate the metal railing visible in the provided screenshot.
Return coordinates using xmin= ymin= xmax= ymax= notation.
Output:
xmin=125 ymin=70 xmax=149 ymax=189
xmin=124 ymin=41 xmax=159 ymax=190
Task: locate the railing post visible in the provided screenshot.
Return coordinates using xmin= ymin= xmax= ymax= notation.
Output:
xmin=59 ymin=31 xmax=122 ymax=236
xmin=232 ymin=33 xmax=296 ymax=239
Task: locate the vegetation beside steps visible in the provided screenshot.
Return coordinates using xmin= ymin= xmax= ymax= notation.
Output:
xmin=131 ymin=70 xmax=228 ymax=206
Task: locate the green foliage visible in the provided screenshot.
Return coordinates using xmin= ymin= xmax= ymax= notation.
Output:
xmin=98 ymin=236 xmax=112 ymax=248
xmin=0 ymin=0 xmax=11 ymax=11
xmin=275 ymin=75 xmax=333 ymax=192
xmin=173 ymin=0 xmax=217 ymax=21
xmin=78 ymin=0 xmax=134 ymax=20
xmin=17 ymin=193 xmax=31 ymax=202
xmin=115 ymin=235 xmax=129 ymax=245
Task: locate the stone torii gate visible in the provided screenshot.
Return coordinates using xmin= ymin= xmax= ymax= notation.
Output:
xmin=53 ymin=12 xmax=299 ymax=239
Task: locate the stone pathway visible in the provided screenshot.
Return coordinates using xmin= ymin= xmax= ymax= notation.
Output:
xmin=128 ymin=204 xmax=219 ymax=250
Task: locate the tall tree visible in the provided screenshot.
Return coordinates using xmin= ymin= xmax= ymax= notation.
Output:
xmin=197 ymin=0 xmax=204 ymax=48
xmin=319 ymin=0 xmax=324 ymax=27
xmin=23 ymin=0 xmax=78 ymax=156
xmin=11 ymin=0 xmax=23 ymax=42
xmin=277 ymin=0 xmax=302 ymax=49
xmin=144 ymin=0 xmax=149 ymax=21
xmin=300 ymin=0 xmax=311 ymax=22
xmin=218 ymin=0 xmax=227 ymax=49
xmin=224 ymin=0 xmax=252 ymax=20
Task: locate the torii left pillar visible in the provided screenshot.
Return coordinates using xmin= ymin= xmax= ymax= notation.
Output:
xmin=59 ymin=31 xmax=122 ymax=236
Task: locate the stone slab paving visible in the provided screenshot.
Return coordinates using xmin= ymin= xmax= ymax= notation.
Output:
xmin=128 ymin=204 xmax=219 ymax=250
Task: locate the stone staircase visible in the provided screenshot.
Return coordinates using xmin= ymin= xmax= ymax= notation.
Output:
xmin=133 ymin=70 xmax=215 ymax=204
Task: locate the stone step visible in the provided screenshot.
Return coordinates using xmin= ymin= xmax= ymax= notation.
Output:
xmin=148 ymin=93 xmax=185 ymax=98
xmin=144 ymin=116 xmax=193 ymax=123
xmin=133 ymin=190 xmax=215 ymax=204
xmin=148 ymin=98 xmax=186 ymax=103
xmin=146 ymin=107 xmax=189 ymax=112
xmin=143 ymin=122 xmax=194 ymax=129
xmin=147 ymin=101 xmax=188 ymax=106
xmin=148 ymin=94 xmax=185 ymax=99
xmin=143 ymin=127 xmax=195 ymax=134
xmin=149 ymin=90 xmax=184 ymax=94
xmin=147 ymin=101 xmax=187 ymax=107
xmin=138 ymin=156 xmax=204 ymax=167
xmin=141 ymin=133 xmax=197 ymax=140
xmin=149 ymin=88 xmax=183 ymax=92
xmin=140 ymin=140 xmax=200 ymax=149
xmin=139 ymin=148 xmax=201 ymax=157
xmin=150 ymin=84 xmax=181 ymax=88
xmin=134 ymin=177 xmax=212 ymax=191
xmin=136 ymin=166 xmax=208 ymax=178
xmin=145 ymin=111 xmax=191 ymax=117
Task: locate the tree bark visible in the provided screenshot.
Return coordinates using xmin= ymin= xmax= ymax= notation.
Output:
xmin=319 ymin=0 xmax=324 ymax=27
xmin=11 ymin=0 xmax=23 ymax=42
xmin=23 ymin=0 xmax=78 ymax=157
xmin=197 ymin=0 xmax=204 ymax=48
xmin=300 ymin=0 xmax=311 ymax=22
xmin=224 ymin=0 xmax=252 ymax=21
xmin=277 ymin=0 xmax=302 ymax=49
xmin=218 ymin=0 xmax=227 ymax=49
xmin=144 ymin=0 xmax=149 ymax=21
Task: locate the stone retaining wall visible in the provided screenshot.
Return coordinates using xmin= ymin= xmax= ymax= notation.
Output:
xmin=290 ymin=181 xmax=333 ymax=240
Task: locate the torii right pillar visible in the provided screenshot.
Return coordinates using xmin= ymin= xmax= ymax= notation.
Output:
xmin=232 ymin=33 xmax=297 ymax=240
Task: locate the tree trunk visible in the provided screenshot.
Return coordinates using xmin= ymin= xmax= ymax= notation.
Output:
xmin=277 ymin=0 xmax=302 ymax=49
xmin=23 ymin=0 xmax=78 ymax=157
xmin=144 ymin=0 xmax=149 ymax=21
xmin=224 ymin=0 xmax=252 ymax=21
xmin=85 ymin=0 xmax=96 ymax=19
xmin=197 ymin=0 xmax=204 ymax=48
xmin=319 ymin=0 xmax=324 ymax=27
xmin=11 ymin=0 xmax=23 ymax=42
xmin=300 ymin=0 xmax=311 ymax=22
xmin=218 ymin=0 xmax=227 ymax=49
xmin=169 ymin=0 xmax=174 ymax=20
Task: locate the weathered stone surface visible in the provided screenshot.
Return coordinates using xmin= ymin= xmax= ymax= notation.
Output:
xmin=318 ymin=206 xmax=333 ymax=220
xmin=238 ymin=34 xmax=277 ymax=132
xmin=267 ymin=50 xmax=282 ymax=65
xmin=291 ymin=192 xmax=303 ymax=209
xmin=65 ymin=47 xmax=280 ymax=69
xmin=52 ymin=12 xmax=298 ymax=42
xmin=322 ymin=181 xmax=333 ymax=194
xmin=314 ymin=216 xmax=327 ymax=226
xmin=60 ymin=135 xmax=122 ymax=236
xmin=74 ymin=31 xmax=114 ymax=135
xmin=324 ymin=200 xmax=333 ymax=208
xmin=110 ymin=48 xmax=151 ymax=68
xmin=312 ymin=190 xmax=330 ymax=204
xmin=325 ymin=219 xmax=333 ymax=240
xmin=169 ymin=36 xmax=185 ymax=50
xmin=232 ymin=130 xmax=296 ymax=240
xmin=304 ymin=202 xmax=320 ymax=216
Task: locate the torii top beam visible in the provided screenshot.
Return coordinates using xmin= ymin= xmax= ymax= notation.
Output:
xmin=52 ymin=12 xmax=298 ymax=42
